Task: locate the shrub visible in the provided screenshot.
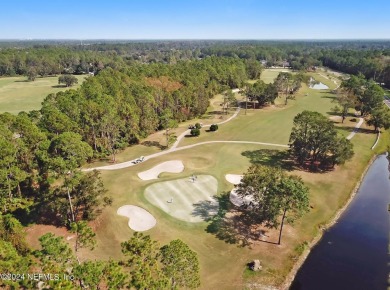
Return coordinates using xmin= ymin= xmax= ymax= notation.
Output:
xmin=195 ymin=123 xmax=202 ymax=129
xmin=209 ymin=124 xmax=218 ymax=131
xmin=190 ymin=128 xmax=200 ymax=137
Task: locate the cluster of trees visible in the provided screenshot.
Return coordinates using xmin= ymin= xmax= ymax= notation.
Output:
xmin=36 ymin=57 xmax=249 ymax=161
xmin=289 ymin=111 xmax=354 ymax=169
xmin=334 ymin=74 xmax=390 ymax=131
xmin=244 ymin=80 xmax=278 ymax=107
xmin=0 ymin=55 xmax=251 ymax=288
xmin=58 ymin=74 xmax=79 ymax=87
xmin=0 ymin=222 xmax=200 ymax=289
xmin=0 ymin=112 xmax=111 ymax=225
xmin=3 ymin=40 xmax=390 ymax=89
xmin=244 ymin=72 xmax=309 ymax=108
xmin=0 ymin=46 xmax=115 ymax=78
xmin=236 ymin=165 xmax=310 ymax=245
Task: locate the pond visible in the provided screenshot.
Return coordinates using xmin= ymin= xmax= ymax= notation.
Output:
xmin=290 ymin=154 xmax=390 ymax=290
xmin=309 ymin=77 xmax=329 ymax=90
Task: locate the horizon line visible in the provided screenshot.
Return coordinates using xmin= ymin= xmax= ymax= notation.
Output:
xmin=1 ymin=38 xmax=390 ymax=41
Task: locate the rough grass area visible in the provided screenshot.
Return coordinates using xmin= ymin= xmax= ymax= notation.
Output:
xmin=145 ymin=175 xmax=219 ymax=222
xmin=0 ymin=75 xmax=86 ymax=114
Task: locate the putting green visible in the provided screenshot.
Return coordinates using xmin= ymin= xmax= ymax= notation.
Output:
xmin=144 ymin=175 xmax=219 ymax=222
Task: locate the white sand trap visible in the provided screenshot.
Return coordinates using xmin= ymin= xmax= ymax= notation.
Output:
xmin=230 ymin=188 xmax=255 ymax=207
xmin=225 ymin=174 xmax=243 ymax=185
xmin=138 ymin=160 xmax=184 ymax=180
xmin=145 ymin=175 xmax=219 ymax=223
xmin=117 ymin=205 xmax=156 ymax=231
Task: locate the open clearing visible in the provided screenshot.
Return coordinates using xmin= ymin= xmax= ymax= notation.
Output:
xmin=138 ymin=160 xmax=184 ymax=180
xmin=144 ymin=175 xmax=219 ymax=223
xmin=117 ymin=205 xmax=156 ymax=231
xmin=0 ymin=75 xmax=86 ymax=114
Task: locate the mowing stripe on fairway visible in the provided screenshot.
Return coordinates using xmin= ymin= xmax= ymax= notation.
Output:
xmin=144 ymin=175 xmax=219 ymax=223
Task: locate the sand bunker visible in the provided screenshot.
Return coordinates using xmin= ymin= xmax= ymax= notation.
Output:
xmin=229 ymin=188 xmax=255 ymax=207
xmin=226 ymin=174 xmax=255 ymax=206
xmin=138 ymin=160 xmax=184 ymax=180
xmin=117 ymin=205 xmax=156 ymax=231
xmin=225 ymin=174 xmax=243 ymax=185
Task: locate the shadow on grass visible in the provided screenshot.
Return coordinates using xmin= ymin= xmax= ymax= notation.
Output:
xmin=51 ymin=85 xmax=67 ymax=88
xmin=326 ymin=111 xmax=340 ymax=116
xmin=141 ymin=140 xmax=166 ymax=150
xmin=321 ymin=95 xmax=337 ymax=100
xmin=241 ymin=149 xmax=294 ymax=171
xmin=336 ymin=126 xmax=375 ymax=135
xmin=207 ymin=110 xmax=224 ymax=115
xmin=191 ymin=198 xmax=219 ymax=221
xmin=202 ymin=193 xmax=276 ymax=247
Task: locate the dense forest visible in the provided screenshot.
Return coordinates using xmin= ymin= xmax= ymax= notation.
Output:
xmin=1 ymin=40 xmax=390 ymax=87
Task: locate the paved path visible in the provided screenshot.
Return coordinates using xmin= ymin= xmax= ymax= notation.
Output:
xmin=346 ymin=117 xmax=364 ymax=140
xmin=84 ymin=89 xmax=363 ymax=172
xmin=384 ymin=96 xmax=390 ymax=108
xmin=84 ymin=140 xmax=289 ymax=171
xmin=84 ymin=96 xmax=289 ymax=171
xmin=171 ymin=102 xmax=242 ymax=150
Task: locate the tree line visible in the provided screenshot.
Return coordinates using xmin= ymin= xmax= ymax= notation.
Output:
xmin=1 ymin=40 xmax=390 ymax=88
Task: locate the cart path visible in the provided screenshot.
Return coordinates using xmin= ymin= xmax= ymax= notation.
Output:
xmin=171 ymin=100 xmax=242 ymax=150
xmin=84 ymin=140 xmax=289 ymax=171
xmin=346 ymin=117 xmax=364 ymax=140
xmin=84 ymin=92 xmax=364 ymax=172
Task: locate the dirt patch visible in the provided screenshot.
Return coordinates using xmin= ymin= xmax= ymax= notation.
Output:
xmin=25 ymin=224 xmax=74 ymax=250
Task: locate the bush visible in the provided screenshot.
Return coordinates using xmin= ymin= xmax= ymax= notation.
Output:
xmin=190 ymin=128 xmax=200 ymax=137
xmin=209 ymin=124 xmax=218 ymax=131
xmin=195 ymin=123 xmax=202 ymax=129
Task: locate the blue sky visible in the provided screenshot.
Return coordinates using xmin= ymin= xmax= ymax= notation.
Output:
xmin=1 ymin=0 xmax=389 ymax=39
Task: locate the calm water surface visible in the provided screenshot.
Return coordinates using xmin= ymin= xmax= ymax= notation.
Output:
xmin=291 ymin=155 xmax=390 ymax=290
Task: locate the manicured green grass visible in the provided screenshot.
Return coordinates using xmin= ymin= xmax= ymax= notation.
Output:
xmin=25 ymin=69 xmax=385 ymax=288
xmin=178 ymin=83 xmax=339 ymax=147
xmin=0 ymin=75 xmax=87 ymax=114
xmin=144 ymin=174 xmax=219 ymax=222
xmin=261 ymin=68 xmax=292 ymax=84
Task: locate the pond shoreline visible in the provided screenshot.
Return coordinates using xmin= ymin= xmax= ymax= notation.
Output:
xmin=281 ymin=154 xmax=378 ymax=290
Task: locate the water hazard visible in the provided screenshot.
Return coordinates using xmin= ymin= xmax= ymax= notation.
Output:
xmin=291 ymin=154 xmax=390 ymax=290
xmin=309 ymin=77 xmax=329 ymax=90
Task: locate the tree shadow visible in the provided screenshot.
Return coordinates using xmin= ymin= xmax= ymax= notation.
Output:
xmin=207 ymin=110 xmax=224 ymax=115
xmin=51 ymin=85 xmax=67 ymax=88
xmin=204 ymin=193 xmax=276 ymax=247
xmin=321 ymin=95 xmax=337 ymax=100
xmin=336 ymin=126 xmax=375 ymax=135
xmin=13 ymin=200 xmax=64 ymax=227
xmin=326 ymin=111 xmax=340 ymax=116
xmin=141 ymin=140 xmax=166 ymax=150
xmin=191 ymin=198 xmax=219 ymax=221
xmin=241 ymin=149 xmax=294 ymax=171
